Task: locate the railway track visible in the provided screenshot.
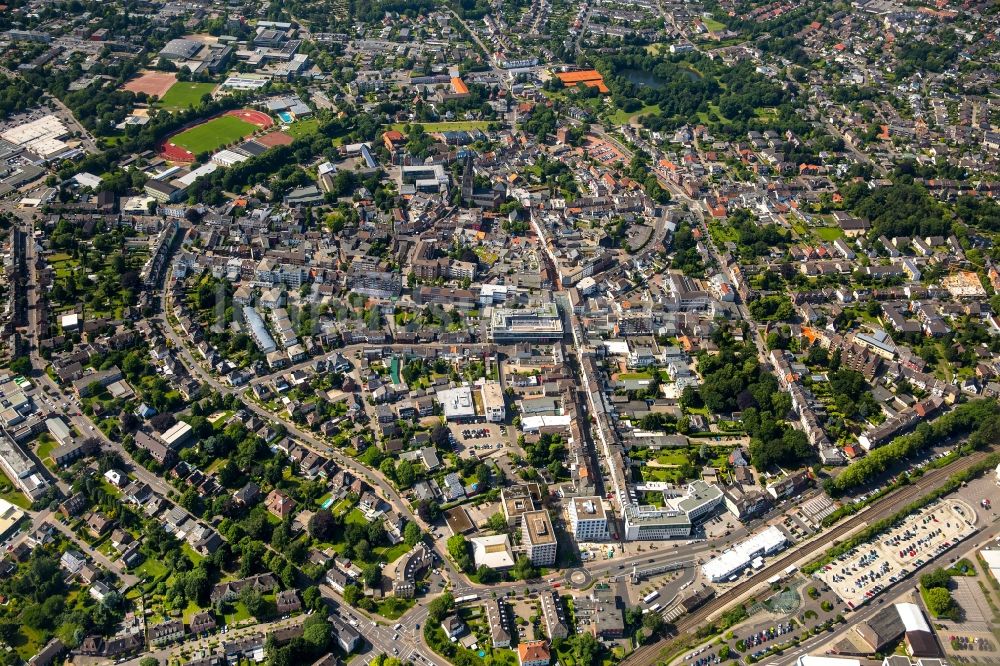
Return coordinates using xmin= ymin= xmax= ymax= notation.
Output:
xmin=624 ymin=449 xmax=991 ymax=666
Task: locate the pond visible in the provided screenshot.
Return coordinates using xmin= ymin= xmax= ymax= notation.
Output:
xmin=620 ymin=67 xmax=702 ymax=89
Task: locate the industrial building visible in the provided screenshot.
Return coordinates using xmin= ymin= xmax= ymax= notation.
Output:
xmin=0 ymin=115 xmax=72 ymax=161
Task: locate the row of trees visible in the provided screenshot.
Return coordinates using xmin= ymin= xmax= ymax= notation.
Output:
xmin=827 ymin=399 xmax=1000 ymax=494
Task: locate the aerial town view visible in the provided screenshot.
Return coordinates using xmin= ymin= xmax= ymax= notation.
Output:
xmin=0 ymin=1 xmax=999 ymax=666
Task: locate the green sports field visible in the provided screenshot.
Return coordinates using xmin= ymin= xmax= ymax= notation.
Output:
xmin=171 ymin=115 xmax=257 ymax=154
xmin=159 ymin=82 xmax=217 ymax=110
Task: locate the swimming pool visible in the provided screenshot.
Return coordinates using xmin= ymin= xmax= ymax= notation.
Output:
xmin=278 ymin=111 xmax=294 ymax=124
xmin=321 ymin=497 xmax=334 ymax=509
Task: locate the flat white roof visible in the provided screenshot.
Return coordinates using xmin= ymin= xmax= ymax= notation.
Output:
xmin=471 ymin=534 xmax=515 ymax=569
xmin=1 ymin=115 xmax=68 ymax=146
xmin=175 ymin=162 xmax=218 ymax=187
xmin=73 ymin=172 xmax=102 ymax=189
xmin=702 ymin=525 xmax=787 ymax=581
xmin=437 ymin=385 xmax=476 ymax=420
xmin=212 ymin=149 xmax=249 ymax=166
xmin=521 ymin=415 xmax=572 ymax=431
xmin=981 ymin=549 xmax=1000 ymax=580
xmin=602 ymin=340 xmax=629 ymax=355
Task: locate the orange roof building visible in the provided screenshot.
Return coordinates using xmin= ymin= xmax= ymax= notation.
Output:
xmin=517 ymin=641 xmax=551 ymax=666
xmin=383 ymin=130 xmax=405 ymax=152
xmin=450 ymin=77 xmax=470 ymax=95
xmin=555 ymin=69 xmax=610 ymax=94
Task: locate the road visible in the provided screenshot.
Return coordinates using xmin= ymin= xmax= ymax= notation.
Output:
xmin=447 ymin=9 xmax=492 ymax=63
xmin=620 ymin=448 xmax=995 ymax=666
xmin=769 ymin=517 xmax=1000 ymax=666
xmin=156 ymin=288 xmax=473 ymax=661
xmin=602 ymin=121 xmax=773 ymax=366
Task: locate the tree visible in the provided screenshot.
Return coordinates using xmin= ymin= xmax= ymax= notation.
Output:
xmin=353 ymin=539 xmax=371 ymax=562
xmin=571 ymin=633 xmax=604 ymax=666
xmin=486 ymin=512 xmax=508 ymax=533
xmin=150 ymin=412 xmax=177 ymax=432
xmin=476 ymin=565 xmax=500 ymax=584
xmin=920 ymin=568 xmax=951 ymax=590
xmin=343 ymin=584 xmax=362 ymax=606
xmin=8 ymin=356 xmax=31 ymax=376
xmin=475 ymin=463 xmax=491 ymax=489
xmin=240 ymin=585 xmax=267 ymax=618
xmin=415 ymin=498 xmax=441 ymax=522
xmin=303 ymin=586 xmax=322 ymax=612
xmin=925 ymin=586 xmax=959 ymax=620
xmin=512 ymin=555 xmax=538 ymax=581
xmin=139 ymin=658 xmax=159 ymax=666
xmin=431 ymin=424 xmax=450 ymax=448
xmin=396 ymin=460 xmax=416 ymax=488
xmin=403 ymin=521 xmax=422 ymax=546
xmin=679 ymin=386 xmax=703 ymax=410
xmin=427 ymin=591 xmax=454 ymax=624
xmin=302 ymin=617 xmax=331 ymax=650
xmin=642 ymin=611 xmax=664 ymax=634
xmin=447 ymin=535 xmax=472 ymax=572
xmin=362 ymin=563 xmax=382 ymax=589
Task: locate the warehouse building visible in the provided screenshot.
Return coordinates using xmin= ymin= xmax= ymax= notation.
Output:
xmin=702 ymin=525 xmax=788 ymax=582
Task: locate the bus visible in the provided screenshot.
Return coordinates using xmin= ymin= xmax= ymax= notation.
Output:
xmin=642 ymin=591 xmax=660 ymax=604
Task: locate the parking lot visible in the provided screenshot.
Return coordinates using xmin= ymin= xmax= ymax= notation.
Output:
xmin=815 ymin=499 xmax=977 ymax=609
xmin=737 ymin=621 xmax=795 ymax=661
xmin=447 ymin=422 xmax=518 ymax=460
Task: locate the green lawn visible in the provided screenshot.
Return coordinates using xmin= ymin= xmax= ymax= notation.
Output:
xmin=388 ymin=121 xmax=490 ymax=133
xmin=656 ymin=451 xmax=690 ymax=466
xmin=619 ymin=372 xmax=653 ymax=380
xmin=345 ymin=508 xmax=369 ymax=526
xmin=703 ymin=17 xmax=727 ymax=31
xmin=182 ymin=542 xmax=206 ymax=564
xmin=0 ymin=472 xmax=30 ymax=509
xmin=35 ymin=437 xmax=56 ymax=462
xmin=376 ymin=542 xmax=410 ymax=563
xmin=815 ymin=226 xmax=846 ymax=241
xmin=708 ymin=221 xmax=739 ymax=244
xmin=286 ymin=118 xmax=319 ymax=138
xmin=377 ymin=597 xmax=415 ymax=619
xmin=134 ymin=557 xmax=168 ymax=580
xmin=330 ymin=498 xmax=353 ymax=516
xmin=159 ymin=82 xmax=218 ymax=111
xmin=608 ymin=104 xmax=660 ymax=126
xmin=224 ymin=601 xmax=252 ymax=625
xmin=171 ymin=115 xmax=257 ymax=154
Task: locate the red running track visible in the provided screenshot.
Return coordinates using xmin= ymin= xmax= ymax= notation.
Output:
xmin=158 ymin=108 xmax=274 ymax=162
xmin=224 ymin=108 xmax=273 ymax=129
